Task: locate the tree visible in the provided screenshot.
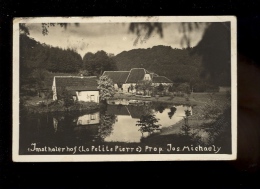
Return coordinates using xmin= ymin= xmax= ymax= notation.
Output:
xmin=168 ymin=85 xmax=174 ymax=93
xmin=97 ymin=113 xmax=116 ymax=141
xmin=180 ymin=110 xmax=192 ymax=136
xmin=31 ymin=68 xmax=49 ymax=96
xmin=58 ymin=87 xmax=74 ymax=110
xmin=136 ymin=80 xmax=152 ymax=96
xmin=176 ymin=83 xmax=190 ymax=94
xmin=97 ymin=75 xmax=115 ymax=102
xmin=83 ymin=51 xmax=117 ymax=76
xmin=157 ymin=84 xmax=164 ymax=95
xmin=136 ymin=114 xmax=161 ymax=136
xmin=191 ymin=22 xmax=231 ymax=86
xmin=168 ymin=107 xmax=177 ymax=119
xmin=130 ymin=84 xmax=134 ymax=92
xmin=78 ymin=69 xmax=90 ymax=76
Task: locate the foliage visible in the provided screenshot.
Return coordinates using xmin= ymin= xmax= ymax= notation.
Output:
xmin=136 ymin=80 xmax=152 ymax=95
xmin=204 ymin=106 xmax=231 ymax=149
xmin=97 ymin=75 xmax=116 ymax=101
xmin=31 ymin=69 xmax=49 ymax=93
xmin=98 ymin=113 xmax=116 ymax=140
xmin=168 ymin=107 xmax=177 ymax=119
xmin=83 ymin=51 xmax=117 ymax=76
xmin=153 ymin=102 xmax=167 ymax=113
xmin=157 ymin=84 xmax=164 ymax=93
xmin=176 ymin=82 xmax=190 ymax=94
xmin=168 ymin=85 xmax=173 ymax=92
xmin=130 ymin=84 xmax=134 ymax=91
xmin=58 ymin=88 xmax=74 ymax=109
xmin=136 ymin=114 xmax=161 ymax=134
xmin=200 ymin=99 xmax=222 ymax=120
xmin=128 ymin=23 xmax=163 ymax=46
xmin=192 ymin=22 xmax=231 ymax=86
xmin=20 ymin=34 xmax=82 ymax=73
xmin=78 ymin=69 xmax=90 ymax=76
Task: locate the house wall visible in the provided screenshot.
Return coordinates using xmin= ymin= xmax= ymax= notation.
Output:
xmin=153 ymin=83 xmax=173 ymax=93
xmin=144 ymin=74 xmax=152 ymax=81
xmin=77 ymin=112 xmax=100 ymax=125
xmin=114 ymin=84 xmax=119 ymax=90
xmin=76 ymin=91 xmax=99 ymax=103
xmin=52 ymin=77 xmax=57 ymax=101
xmin=122 ymin=83 xmax=137 ymax=93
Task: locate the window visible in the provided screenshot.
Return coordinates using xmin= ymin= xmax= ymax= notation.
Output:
xmin=90 ymin=95 xmax=95 ymax=102
xmin=91 ymin=114 xmax=96 ymax=120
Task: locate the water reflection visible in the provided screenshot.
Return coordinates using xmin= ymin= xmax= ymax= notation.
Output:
xmin=19 ymin=103 xmax=193 ymax=152
xmin=77 ymin=112 xmax=100 ymax=125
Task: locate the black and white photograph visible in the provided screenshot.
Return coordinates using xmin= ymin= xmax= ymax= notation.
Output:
xmin=12 ymin=16 xmax=237 ymax=161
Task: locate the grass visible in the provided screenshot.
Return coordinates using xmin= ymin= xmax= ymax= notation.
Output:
xmin=111 ymin=93 xmax=201 ymax=106
xmin=156 ymin=92 xmax=230 ymax=135
xmin=22 ymin=96 xmax=99 ymax=113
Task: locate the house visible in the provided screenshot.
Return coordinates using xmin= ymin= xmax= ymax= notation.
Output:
xmin=52 ymin=76 xmax=99 ymax=103
xmin=76 ymin=112 xmax=100 ymax=125
xmin=102 ymin=68 xmax=173 ymax=93
xmin=106 ymin=104 xmax=147 ymax=119
xmin=101 ymin=71 xmax=129 ymax=91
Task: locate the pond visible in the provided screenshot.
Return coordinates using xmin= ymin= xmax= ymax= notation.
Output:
xmin=19 ymin=102 xmax=195 ymax=154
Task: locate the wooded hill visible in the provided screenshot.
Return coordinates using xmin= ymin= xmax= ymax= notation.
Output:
xmin=20 ymin=34 xmax=83 ymax=73
xmin=113 ymin=45 xmax=203 ymax=84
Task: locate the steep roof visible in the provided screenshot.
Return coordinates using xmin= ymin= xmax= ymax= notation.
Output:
xmin=55 ymin=76 xmax=98 ymax=91
xmin=102 ymin=71 xmax=129 ymax=84
xmin=127 ymin=105 xmax=146 ymax=119
xmin=125 ymin=68 xmax=148 ymax=83
xmin=106 ymin=105 xmax=130 ymax=116
xmin=152 ymin=76 xmax=172 ymax=83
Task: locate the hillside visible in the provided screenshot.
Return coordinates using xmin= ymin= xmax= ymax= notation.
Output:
xmin=113 ymin=45 xmax=203 ymax=84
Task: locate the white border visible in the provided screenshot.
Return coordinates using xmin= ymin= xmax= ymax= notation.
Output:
xmin=13 ymin=16 xmax=237 ymax=162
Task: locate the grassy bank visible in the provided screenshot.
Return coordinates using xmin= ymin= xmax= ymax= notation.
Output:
xmin=22 ymin=96 xmax=99 ymax=113
xmin=110 ymin=92 xmax=203 ymax=106
xmin=160 ymin=92 xmax=230 ymax=135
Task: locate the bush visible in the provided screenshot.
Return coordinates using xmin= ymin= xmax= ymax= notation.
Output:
xmin=37 ymin=101 xmax=46 ymax=107
xmin=200 ymin=100 xmax=222 ymax=119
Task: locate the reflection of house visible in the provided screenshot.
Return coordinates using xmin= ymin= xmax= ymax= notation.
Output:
xmin=107 ymin=105 xmax=130 ymax=116
xmin=52 ymin=76 xmax=99 ymax=102
xmin=102 ymin=68 xmax=173 ymax=93
xmin=127 ymin=105 xmax=146 ymax=119
xmin=106 ymin=105 xmax=146 ymax=119
xmin=77 ymin=112 xmax=100 ymax=125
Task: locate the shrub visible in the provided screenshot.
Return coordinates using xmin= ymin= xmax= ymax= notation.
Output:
xmin=37 ymin=101 xmax=46 ymax=107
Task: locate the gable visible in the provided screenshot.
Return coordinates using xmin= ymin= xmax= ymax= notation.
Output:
xmin=125 ymin=68 xmax=148 ymax=83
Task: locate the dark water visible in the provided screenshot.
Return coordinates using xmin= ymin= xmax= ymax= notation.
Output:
xmin=19 ymin=102 xmax=230 ymax=154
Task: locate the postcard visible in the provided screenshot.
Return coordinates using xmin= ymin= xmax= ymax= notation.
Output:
xmin=13 ymin=16 xmax=237 ymax=161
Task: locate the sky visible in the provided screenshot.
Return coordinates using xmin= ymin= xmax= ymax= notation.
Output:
xmin=25 ymin=22 xmax=207 ymax=57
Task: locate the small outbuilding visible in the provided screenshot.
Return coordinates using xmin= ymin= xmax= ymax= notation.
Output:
xmin=52 ymin=76 xmax=99 ymax=103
